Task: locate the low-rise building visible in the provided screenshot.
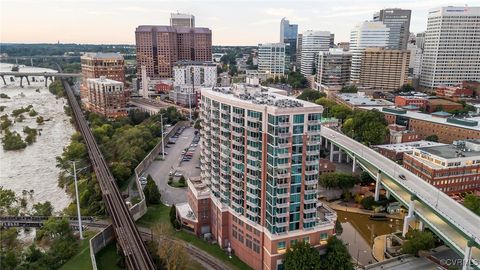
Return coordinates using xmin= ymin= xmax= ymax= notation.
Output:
xmin=333 ymin=92 xmax=393 ymax=109
xmin=435 ymin=85 xmax=474 ymax=99
xmin=169 ymin=85 xmax=199 ymax=106
xmin=86 ymin=77 xmax=129 ymax=118
xmin=403 ymin=139 xmax=480 ymax=194
xmin=426 ymin=99 xmax=463 ymax=113
xmin=375 ymin=140 xmax=445 ymax=161
xmin=388 ymin=124 xmax=421 ymax=144
xmin=394 ymin=96 xmax=428 ymax=110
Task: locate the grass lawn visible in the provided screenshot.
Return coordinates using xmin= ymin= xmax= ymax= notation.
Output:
xmin=137 ymin=204 xmax=252 ymax=270
xmin=96 ymin=241 xmax=124 ymax=270
xmin=59 ymin=231 xmax=95 ymax=270
xmin=168 ymin=181 xmax=187 ymax=188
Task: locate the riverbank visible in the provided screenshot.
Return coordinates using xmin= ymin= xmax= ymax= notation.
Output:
xmin=325 ymin=200 xmax=404 ymax=220
xmin=0 ymin=63 xmax=73 ymax=211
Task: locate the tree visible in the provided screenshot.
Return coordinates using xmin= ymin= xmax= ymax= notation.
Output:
xmin=157 ymin=240 xmax=188 ymax=270
xmin=170 ymin=204 xmax=180 ymax=229
xmin=0 ymin=187 xmax=17 ymax=214
xmin=425 ymin=134 xmax=439 ymax=142
xmin=361 ymin=196 xmax=378 ymax=210
xmin=395 ymin=84 xmax=415 ymax=93
xmin=284 ymin=241 xmax=322 ymax=270
xmin=360 ymin=171 xmax=375 ymax=185
xmin=297 ymin=89 xmax=325 ymax=102
xmin=2 ymin=129 xmax=27 ymax=150
xmin=464 ymin=193 xmax=480 ymax=216
xmin=335 ymin=220 xmax=343 ymax=235
xmin=178 ymin=176 xmax=186 ymax=185
xmin=319 ymin=172 xmax=355 ymax=191
xmin=401 ymin=230 xmax=436 ymax=255
xmin=340 ymin=85 xmax=358 ymax=93
xmin=323 ymin=236 xmax=353 ymax=270
xmin=144 ymin=175 xmax=161 ymax=205
xmin=32 ymin=201 xmax=53 ymax=216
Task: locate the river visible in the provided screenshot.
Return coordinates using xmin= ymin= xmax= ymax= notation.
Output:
xmin=0 ymin=63 xmax=73 ymax=212
xmin=336 ymin=210 xmax=403 ymax=265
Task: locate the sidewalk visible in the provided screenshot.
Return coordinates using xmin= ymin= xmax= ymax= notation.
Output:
xmin=372 ymin=235 xmax=386 ymax=262
xmin=325 ymin=200 xmax=404 ymax=220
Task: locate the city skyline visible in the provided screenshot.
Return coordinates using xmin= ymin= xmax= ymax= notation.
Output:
xmin=1 ymin=0 xmax=477 ymax=45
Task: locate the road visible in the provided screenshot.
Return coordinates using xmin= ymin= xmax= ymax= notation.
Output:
xmin=144 ymin=126 xmax=201 ymax=205
xmin=322 ymin=127 xmax=480 ymax=256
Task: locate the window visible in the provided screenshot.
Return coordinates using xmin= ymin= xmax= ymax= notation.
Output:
xmin=290 ymin=239 xmax=298 ymax=246
xmin=277 ymin=241 xmax=286 ymax=253
xmin=303 ymin=237 xmax=310 ymax=244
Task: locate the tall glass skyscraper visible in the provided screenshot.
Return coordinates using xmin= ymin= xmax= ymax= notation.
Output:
xmin=373 ymin=8 xmax=411 ymax=50
xmin=182 ymin=83 xmax=337 ymax=270
xmin=280 ymin=18 xmax=299 ymax=64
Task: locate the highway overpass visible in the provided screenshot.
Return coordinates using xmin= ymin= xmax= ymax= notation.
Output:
xmin=0 ymin=71 xmax=82 ymax=87
xmin=321 ymin=127 xmax=480 ymax=270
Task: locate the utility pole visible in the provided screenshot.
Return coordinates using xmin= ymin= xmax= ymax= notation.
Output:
xmin=72 ymin=161 xmax=83 ymax=239
xmin=160 ymin=114 xmax=165 ymax=160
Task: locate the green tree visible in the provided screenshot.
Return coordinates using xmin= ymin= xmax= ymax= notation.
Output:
xmin=360 ymin=171 xmax=375 ymax=185
xmin=2 ymin=130 xmax=27 ymax=150
xmin=32 ymin=201 xmax=53 ymax=216
xmin=361 ymin=196 xmax=378 ymax=210
xmin=319 ymin=172 xmax=356 ymax=191
xmin=340 ymin=85 xmax=358 ymax=93
xmin=0 ymin=187 xmax=17 ymax=214
xmin=323 ymin=236 xmax=353 ymax=270
xmin=284 ymin=241 xmax=322 ymax=270
xmin=144 ymin=175 xmax=161 ymax=205
xmin=170 ymin=204 xmax=180 ymax=229
xmin=425 ymin=134 xmax=439 ymax=142
xmin=395 ymin=84 xmax=415 ymax=93
xmin=297 ymin=89 xmax=326 ymax=102
xmin=401 ymin=230 xmax=436 ymax=255
xmin=464 ymin=194 xmax=480 ymax=216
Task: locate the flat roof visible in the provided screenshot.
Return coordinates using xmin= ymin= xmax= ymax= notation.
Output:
xmin=136 ymin=25 xmax=211 ymax=34
xmin=87 ymin=77 xmax=123 ymax=85
xmin=417 ymin=144 xmax=480 ymax=159
xmin=361 ymin=106 xmax=480 ymax=131
xmin=202 ymin=84 xmax=322 ymax=110
xmin=81 ymin=52 xmax=123 ymax=60
xmin=336 ymin=93 xmax=393 ymax=107
xmin=375 ymin=140 xmax=446 ymax=153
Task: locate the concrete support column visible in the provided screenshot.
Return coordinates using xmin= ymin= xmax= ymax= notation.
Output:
xmin=26 ymin=77 xmax=30 ymax=86
xmin=462 ymin=242 xmax=473 ymax=270
xmin=385 ymin=190 xmax=390 ymax=199
xmin=352 ymin=156 xmax=356 ymax=173
xmin=330 ymin=143 xmax=334 ymax=162
xmin=1 ymin=76 xmax=5 ymax=85
xmin=402 ymin=198 xmax=416 ymax=237
xmin=44 ymin=76 xmax=48 ymax=87
xmin=338 ymin=149 xmax=342 ymax=163
xmin=418 ymin=220 xmax=424 ymax=231
xmin=374 ymin=170 xmax=381 ymax=201
xmin=346 ymin=155 xmax=350 ymax=163
xmin=19 ymin=76 xmax=23 ymax=87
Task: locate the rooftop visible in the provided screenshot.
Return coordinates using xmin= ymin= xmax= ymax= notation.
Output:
xmin=173 ymin=60 xmax=216 ymax=67
xmin=417 ymin=140 xmax=480 ymax=159
xmin=361 ymin=106 xmax=480 ymax=131
xmin=81 ymin=52 xmax=124 ymax=60
xmin=87 ymin=76 xmax=123 ymax=85
xmin=375 ymin=140 xmax=446 ymax=153
xmin=135 ymin=25 xmax=211 ymax=34
xmin=336 ymin=93 xmax=393 ymax=107
xmin=202 ymin=84 xmax=321 ymax=110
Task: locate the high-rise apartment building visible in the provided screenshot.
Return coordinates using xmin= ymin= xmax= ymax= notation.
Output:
xmin=295 ymin=33 xmax=303 ymax=68
xmin=258 ymin=43 xmax=286 ymax=78
xmin=420 ymin=6 xmax=480 ymax=89
xmin=86 ymin=77 xmax=129 ymax=118
xmin=173 ymin=61 xmax=217 ymax=87
xmin=180 ymin=84 xmax=336 ymax=270
xmin=170 ymin=12 xmax=195 ymax=27
xmin=135 ymin=25 xmax=212 ymax=81
xmin=299 ymin=30 xmax=331 ymax=77
xmin=316 ymin=48 xmax=352 ymax=90
xmin=280 ymin=18 xmax=298 ymax=63
xmin=407 ymin=42 xmax=422 ymax=76
xmin=80 ymin=52 xmax=125 ymax=105
xmin=415 ymin=32 xmax=425 ymax=51
xmin=373 ymin=8 xmax=411 ymax=50
xmin=349 ymin=21 xmax=389 ymax=83
xmin=359 ymin=47 xmax=410 ymax=90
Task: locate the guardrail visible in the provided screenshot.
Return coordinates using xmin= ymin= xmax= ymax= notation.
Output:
xmin=88 ymin=120 xmax=189 ymax=269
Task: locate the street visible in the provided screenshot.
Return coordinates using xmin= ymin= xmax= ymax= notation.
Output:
xmin=144 ymin=126 xmax=201 ymax=205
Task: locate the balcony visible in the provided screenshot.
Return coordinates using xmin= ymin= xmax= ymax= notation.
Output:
xmin=307 ymin=140 xmax=320 ymax=146
xmin=231 ymin=192 xmax=243 ymax=200
xmin=278 ymin=132 xmax=292 ymax=138
xmin=307 ymin=119 xmax=321 ymax=125
xmin=306 ymin=150 xmax=318 ymax=156
xmin=305 ymin=169 xmax=318 ymax=176
xmin=231 ymin=121 xmax=243 ymax=128
xmin=275 ymin=220 xmax=288 ymax=227
xmin=247 ymin=192 xmax=259 ymax=200
xmin=276 ymin=201 xmax=289 ymax=208
xmin=306 ymin=160 xmax=319 ymax=166
xmin=220 ymin=108 xmax=230 ymax=114
xmin=276 ymin=172 xmax=291 ymax=178
xmin=203 ymin=148 xmax=211 ymax=156
xmin=277 ymin=142 xmax=291 ymax=148
xmin=277 ymin=192 xmax=289 ymax=199
xmin=246 ymin=126 xmax=260 ymax=132
xmin=246 ymin=208 xmax=259 ymax=217
xmin=247 ymin=154 xmax=258 ymax=162
xmin=220 ymin=125 xmax=230 ymax=133
xmin=304 ymin=189 xmax=317 ymax=195
xmin=304 ymin=198 xmax=317 ymax=204
xmin=275 ymin=212 xmax=288 ymax=218
xmin=246 ymin=115 xmax=260 ymax=122
xmin=307 ymin=130 xmax=321 ymax=136
xmin=277 ymin=163 xmax=291 ymax=170
xmin=304 ymin=207 xmax=317 ymax=214
xmin=231 ymin=174 xmax=243 ymax=182
xmin=276 ymin=182 xmax=289 ymax=189
xmin=303 ymin=216 xmax=317 ymax=223
xmin=220 ymin=177 xmax=230 ymax=185
xmin=277 ymin=152 xmax=290 ymax=159
xmin=232 ymin=112 xmax=244 ymax=118
xmin=246 ymin=182 xmax=259 ymax=190
xmin=231 ymin=200 xmax=243 ymax=209
xmin=231 ymin=166 xmax=243 ymax=174
xmin=247 ymin=145 xmax=260 ymax=152
xmin=246 ymin=200 xmax=257 ymax=208
xmin=278 ymin=121 xmax=290 ymax=127
xmin=247 ymin=164 xmax=261 ymax=171
xmin=220 ymin=151 xmax=230 ymax=159
xmin=232 ymin=140 xmax=243 ymax=147
xmin=231 ymin=130 xmax=243 ymax=137
xmin=232 ymin=148 xmax=244 ymax=156
xmin=247 ymin=136 xmax=260 ymax=142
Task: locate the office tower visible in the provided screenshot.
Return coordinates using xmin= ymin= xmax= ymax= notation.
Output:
xmin=359 ymin=47 xmax=410 ymax=90
xmin=80 ymin=52 xmax=125 ymax=106
xmin=295 ymin=33 xmax=303 ymax=68
xmin=329 ymin=34 xmax=335 ymax=48
xmin=299 ymin=30 xmax=331 ymax=76
xmin=280 ymin=18 xmax=298 ymax=63
xmin=337 ymin=42 xmax=350 ymax=51
xmin=170 ymin=12 xmax=195 ymax=27
xmin=316 ymin=48 xmax=352 ymax=90
xmin=349 ymin=21 xmax=389 ymax=83
xmin=373 ymin=8 xmax=411 ymax=49
xmin=135 ymin=25 xmax=212 ymax=81
xmin=173 ymin=61 xmax=217 ymax=87
xmin=86 ymin=77 xmax=129 ymax=118
xmin=257 ymin=43 xmax=286 ymax=78
xmin=415 ymin=32 xmax=425 ymax=51
xmin=407 ymin=42 xmax=422 ymax=76
xmin=420 ymin=7 xmax=480 ymax=88
xmin=183 ymin=83 xmax=335 ymax=270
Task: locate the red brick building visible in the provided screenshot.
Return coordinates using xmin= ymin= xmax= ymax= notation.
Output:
xmin=403 ymin=140 xmax=480 ymax=195
xmin=426 ymin=99 xmax=463 ymax=113
xmin=135 ymin=25 xmax=212 ymax=81
xmin=394 ymin=96 xmax=428 ymax=110
xmin=436 ymin=85 xmax=474 ymax=98
xmin=86 ymin=77 xmax=129 ymax=118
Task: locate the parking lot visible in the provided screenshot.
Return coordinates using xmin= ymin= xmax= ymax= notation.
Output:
xmin=144 ymin=126 xmax=201 ymax=205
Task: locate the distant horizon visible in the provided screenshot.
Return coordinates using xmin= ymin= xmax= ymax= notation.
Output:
xmin=1 ymin=0 xmax=477 ymax=45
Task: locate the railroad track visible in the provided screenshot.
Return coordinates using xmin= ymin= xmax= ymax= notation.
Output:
xmin=60 ymin=75 xmax=155 ymax=270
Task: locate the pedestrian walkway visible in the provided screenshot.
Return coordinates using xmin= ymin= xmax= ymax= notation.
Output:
xmin=372 ymin=235 xmax=386 ymax=262
xmin=326 ymin=200 xmax=404 ymax=220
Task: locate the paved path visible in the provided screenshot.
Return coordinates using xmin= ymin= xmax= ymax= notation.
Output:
xmin=372 ymin=235 xmax=386 ymax=262
xmin=144 ymin=127 xmax=200 ymax=205
xmin=326 ymin=200 xmax=404 ymax=220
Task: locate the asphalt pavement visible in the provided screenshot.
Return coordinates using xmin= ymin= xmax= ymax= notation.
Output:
xmin=144 ymin=126 xmax=201 ymax=205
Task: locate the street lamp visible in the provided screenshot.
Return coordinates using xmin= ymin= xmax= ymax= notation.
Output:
xmin=160 ymin=113 xmax=165 ymax=160
xmin=70 ymin=161 xmax=90 ymax=240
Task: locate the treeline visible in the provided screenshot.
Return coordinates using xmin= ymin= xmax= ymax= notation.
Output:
xmin=1 ymin=43 xmax=135 ymax=56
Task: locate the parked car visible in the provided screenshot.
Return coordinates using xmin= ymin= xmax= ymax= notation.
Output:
xmin=169 ymin=170 xmax=175 ymax=176
xmin=399 ymin=174 xmax=406 ymax=180
xmin=175 ymin=172 xmax=183 ymax=177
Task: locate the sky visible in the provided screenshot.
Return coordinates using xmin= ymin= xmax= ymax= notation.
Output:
xmin=0 ymin=0 xmax=478 ymax=45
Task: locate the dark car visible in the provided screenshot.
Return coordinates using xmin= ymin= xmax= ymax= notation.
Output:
xmin=399 ymin=174 xmax=406 ymax=180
